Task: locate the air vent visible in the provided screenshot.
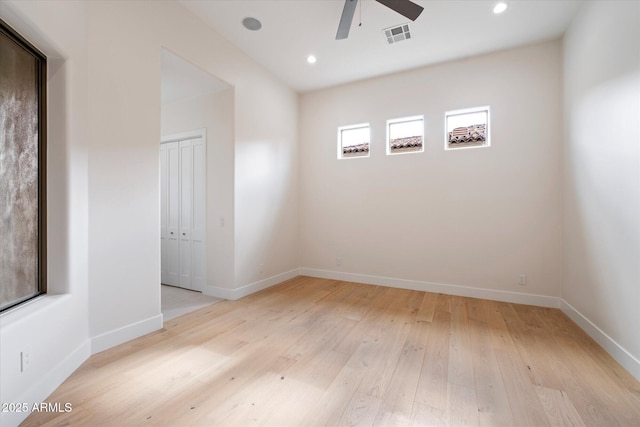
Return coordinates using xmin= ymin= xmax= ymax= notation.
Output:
xmin=383 ymin=23 xmax=411 ymax=44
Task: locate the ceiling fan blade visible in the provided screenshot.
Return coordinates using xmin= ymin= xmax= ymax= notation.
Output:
xmin=375 ymin=0 xmax=424 ymax=21
xmin=336 ymin=0 xmax=359 ymax=40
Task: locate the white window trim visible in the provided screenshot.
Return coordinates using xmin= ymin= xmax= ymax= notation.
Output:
xmin=386 ymin=115 xmax=424 ymax=155
xmin=444 ymin=106 xmax=491 ymax=151
xmin=338 ymin=123 xmax=370 ymax=159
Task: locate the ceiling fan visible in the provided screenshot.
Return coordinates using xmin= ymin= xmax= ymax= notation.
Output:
xmin=336 ymin=0 xmax=424 ymax=40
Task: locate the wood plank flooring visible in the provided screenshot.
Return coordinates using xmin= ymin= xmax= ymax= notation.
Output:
xmin=22 ymin=276 xmax=640 ymax=426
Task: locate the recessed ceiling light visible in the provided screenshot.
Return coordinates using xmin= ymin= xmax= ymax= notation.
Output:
xmin=493 ymin=2 xmax=508 ymax=14
xmin=242 ymin=17 xmax=262 ymax=31
xmin=306 ymin=55 xmax=317 ymax=64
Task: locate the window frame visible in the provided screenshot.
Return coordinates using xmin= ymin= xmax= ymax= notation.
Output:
xmin=386 ymin=115 xmax=424 ymax=155
xmin=444 ymin=106 xmax=490 ymax=151
xmin=337 ymin=122 xmax=371 ymax=159
xmin=0 ymin=18 xmax=48 ymax=313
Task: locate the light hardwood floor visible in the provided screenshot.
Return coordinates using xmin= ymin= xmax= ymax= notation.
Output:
xmin=23 ymin=276 xmax=640 ymax=426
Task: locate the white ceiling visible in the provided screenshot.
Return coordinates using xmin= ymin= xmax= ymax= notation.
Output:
xmin=179 ymin=0 xmax=583 ymax=93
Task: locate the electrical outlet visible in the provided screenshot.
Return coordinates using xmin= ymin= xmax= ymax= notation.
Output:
xmin=20 ymin=350 xmax=31 ymax=373
xmin=518 ymin=274 xmax=527 ymax=286
xmin=336 ymin=258 xmax=343 ymax=267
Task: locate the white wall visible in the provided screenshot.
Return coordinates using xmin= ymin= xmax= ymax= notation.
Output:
xmin=234 ymin=76 xmax=299 ymax=291
xmin=86 ymin=1 xmax=164 ymax=349
xmin=0 ymin=2 xmax=91 ymax=426
xmin=562 ymin=1 xmax=640 ymax=379
xmin=299 ymin=41 xmax=563 ymax=303
xmin=161 ymin=90 xmax=235 ymax=292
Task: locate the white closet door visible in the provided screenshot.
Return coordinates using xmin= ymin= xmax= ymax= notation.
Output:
xmin=165 ymin=141 xmax=180 ymax=287
xmin=160 ymin=145 xmax=168 ymax=284
xmin=191 ymin=138 xmax=206 ymax=289
xmin=179 ymin=140 xmax=193 ymax=289
xmin=160 ymin=131 xmax=206 ymax=292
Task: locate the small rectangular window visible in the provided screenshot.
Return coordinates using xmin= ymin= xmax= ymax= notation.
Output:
xmin=338 ymin=123 xmax=370 ymax=159
xmin=387 ymin=115 xmax=424 ymax=155
xmin=445 ymin=106 xmax=490 ymax=150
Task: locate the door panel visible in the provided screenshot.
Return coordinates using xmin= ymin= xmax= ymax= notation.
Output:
xmin=165 ymin=142 xmax=180 ymax=286
xmin=179 ymin=236 xmax=192 ymax=289
xmin=160 ymin=145 xmax=168 ymax=284
xmin=179 ymin=141 xmax=192 ymax=232
xmin=179 ymin=140 xmax=193 ymax=287
xmin=192 ymin=240 xmax=205 ymax=289
xmin=192 ymin=140 xmax=206 ymax=238
xmin=191 ymin=139 xmax=206 ymax=289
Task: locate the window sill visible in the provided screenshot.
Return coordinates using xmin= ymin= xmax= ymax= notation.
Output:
xmin=0 ymin=294 xmax=72 ymax=329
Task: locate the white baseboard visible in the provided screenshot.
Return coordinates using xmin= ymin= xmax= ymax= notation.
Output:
xmin=203 ymin=283 xmax=236 ymax=300
xmin=90 ymin=314 xmax=163 ymax=354
xmin=205 ymin=269 xmax=300 ymax=300
xmin=560 ymin=299 xmax=640 ymax=382
xmin=299 ymin=267 xmax=561 ymax=308
xmin=0 ymin=340 xmax=91 ymax=427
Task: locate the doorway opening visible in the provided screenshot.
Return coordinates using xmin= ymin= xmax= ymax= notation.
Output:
xmin=160 ymin=48 xmax=231 ymax=320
